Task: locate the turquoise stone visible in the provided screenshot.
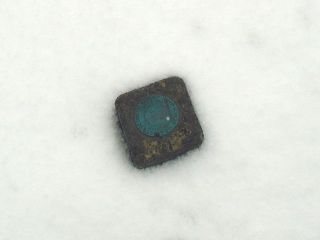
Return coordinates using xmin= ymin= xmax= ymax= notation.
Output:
xmin=135 ymin=95 xmax=180 ymax=137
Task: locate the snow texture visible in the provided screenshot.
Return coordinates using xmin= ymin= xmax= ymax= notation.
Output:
xmin=1 ymin=0 xmax=320 ymax=239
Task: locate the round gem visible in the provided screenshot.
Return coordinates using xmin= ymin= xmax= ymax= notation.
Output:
xmin=135 ymin=95 xmax=180 ymax=137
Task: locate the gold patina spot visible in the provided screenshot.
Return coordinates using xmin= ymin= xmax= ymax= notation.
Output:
xmin=160 ymin=81 xmax=166 ymax=88
xmin=143 ymin=139 xmax=160 ymax=160
xmin=169 ymin=126 xmax=192 ymax=151
xmin=142 ymin=126 xmax=192 ymax=161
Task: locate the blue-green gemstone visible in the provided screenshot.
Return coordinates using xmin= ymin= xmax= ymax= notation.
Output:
xmin=135 ymin=95 xmax=180 ymax=137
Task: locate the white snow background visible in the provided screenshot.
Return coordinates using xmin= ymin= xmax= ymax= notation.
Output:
xmin=1 ymin=0 xmax=320 ymax=239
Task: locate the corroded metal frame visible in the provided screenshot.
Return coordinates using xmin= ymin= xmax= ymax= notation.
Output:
xmin=115 ymin=76 xmax=204 ymax=169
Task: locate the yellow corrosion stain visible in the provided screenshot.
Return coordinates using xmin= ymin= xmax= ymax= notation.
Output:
xmin=169 ymin=127 xmax=192 ymax=151
xmin=143 ymin=126 xmax=192 ymax=160
xmin=143 ymin=139 xmax=160 ymax=160
xmin=160 ymin=81 xmax=166 ymax=88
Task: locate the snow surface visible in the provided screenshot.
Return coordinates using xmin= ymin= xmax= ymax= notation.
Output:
xmin=1 ymin=0 xmax=320 ymax=239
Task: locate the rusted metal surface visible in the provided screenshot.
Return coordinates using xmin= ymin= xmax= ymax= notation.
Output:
xmin=115 ymin=76 xmax=204 ymax=169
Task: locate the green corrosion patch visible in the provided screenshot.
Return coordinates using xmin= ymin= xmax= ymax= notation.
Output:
xmin=135 ymin=95 xmax=180 ymax=137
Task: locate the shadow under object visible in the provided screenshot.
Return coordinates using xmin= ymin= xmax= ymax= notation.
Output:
xmin=115 ymin=76 xmax=204 ymax=169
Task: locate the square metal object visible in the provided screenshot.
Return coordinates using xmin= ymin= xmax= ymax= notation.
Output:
xmin=115 ymin=76 xmax=204 ymax=168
